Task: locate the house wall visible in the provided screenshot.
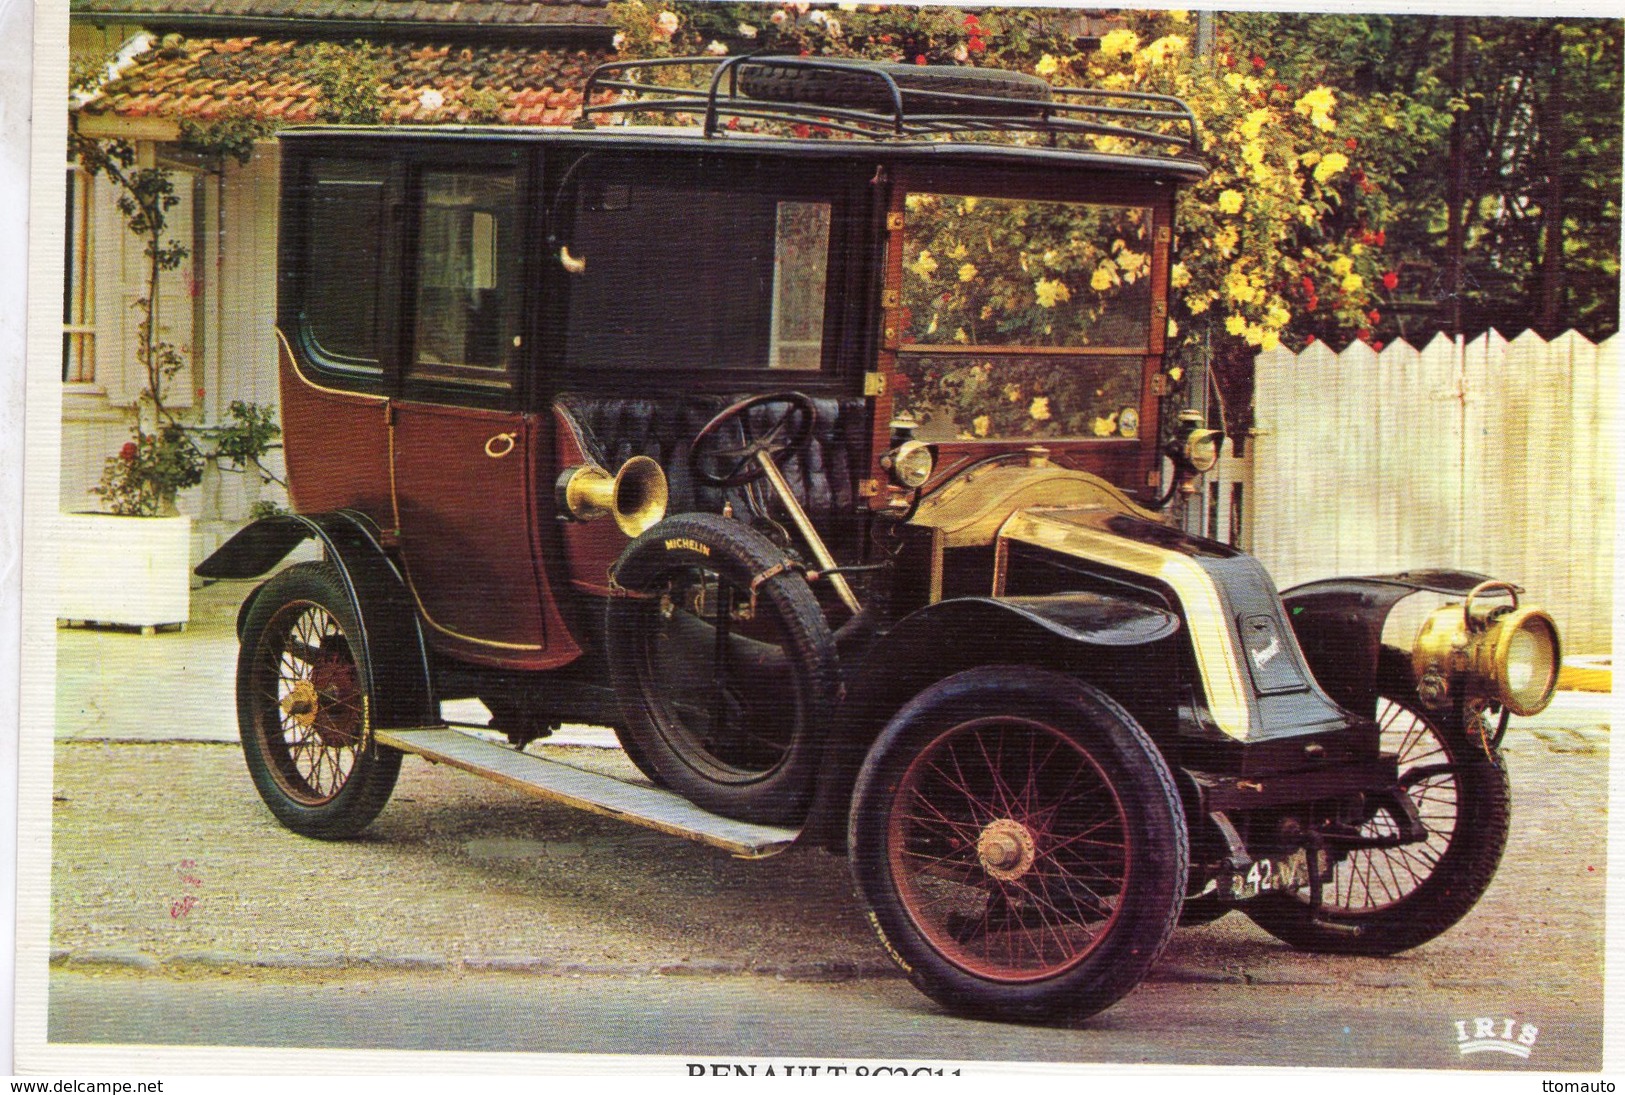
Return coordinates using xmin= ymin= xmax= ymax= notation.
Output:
xmin=61 ymin=137 xmax=286 ymax=572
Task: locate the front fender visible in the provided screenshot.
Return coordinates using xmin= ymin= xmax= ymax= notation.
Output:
xmin=1282 ymin=568 xmax=1510 ymax=716
xmin=199 ymin=511 xmax=436 ymax=729
xmin=802 ymin=592 xmax=1179 ymax=851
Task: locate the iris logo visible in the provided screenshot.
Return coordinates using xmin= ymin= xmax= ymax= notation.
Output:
xmin=1455 ymin=1017 xmax=1539 ymax=1058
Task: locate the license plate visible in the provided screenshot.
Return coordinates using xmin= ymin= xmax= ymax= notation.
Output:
xmin=1216 ymin=849 xmax=1312 ymax=902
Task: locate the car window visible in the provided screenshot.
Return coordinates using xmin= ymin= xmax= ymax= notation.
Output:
xmin=562 ymin=168 xmax=832 ymax=374
xmin=299 ymin=159 xmax=387 ymax=373
xmin=896 ymin=193 xmax=1153 ymax=442
xmin=411 ymin=169 xmax=520 ymax=385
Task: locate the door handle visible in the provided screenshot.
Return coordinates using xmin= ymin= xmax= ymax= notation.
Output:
xmin=485 ymin=432 xmax=516 ymax=459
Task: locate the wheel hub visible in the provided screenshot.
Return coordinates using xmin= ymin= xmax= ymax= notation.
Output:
xmin=977 ymin=818 xmax=1037 ymax=882
xmin=281 ymin=679 xmax=319 ymax=729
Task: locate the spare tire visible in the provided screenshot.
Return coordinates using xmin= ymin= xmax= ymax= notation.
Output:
xmin=737 ymin=60 xmax=1052 ymax=118
xmin=607 ymin=512 xmax=838 ymax=825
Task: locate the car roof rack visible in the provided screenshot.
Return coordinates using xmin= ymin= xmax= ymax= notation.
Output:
xmin=577 ymin=55 xmax=1200 ymax=158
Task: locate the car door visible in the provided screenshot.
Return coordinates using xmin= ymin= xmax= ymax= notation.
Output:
xmin=388 ymin=156 xmax=570 ymax=669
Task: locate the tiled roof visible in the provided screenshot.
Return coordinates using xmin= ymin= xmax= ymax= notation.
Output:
xmin=71 ymin=0 xmax=613 ymax=30
xmin=78 ymin=35 xmax=611 ymax=125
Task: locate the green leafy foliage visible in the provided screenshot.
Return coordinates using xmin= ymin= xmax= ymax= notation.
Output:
xmin=308 ymin=41 xmax=385 ymax=125
xmin=71 ymin=134 xmax=285 ymax=515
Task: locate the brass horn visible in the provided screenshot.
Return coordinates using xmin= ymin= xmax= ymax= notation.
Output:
xmin=557 ymin=455 xmax=669 ymax=538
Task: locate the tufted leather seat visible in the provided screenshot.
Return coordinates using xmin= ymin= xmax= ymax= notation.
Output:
xmin=556 ymin=392 xmax=870 ymax=558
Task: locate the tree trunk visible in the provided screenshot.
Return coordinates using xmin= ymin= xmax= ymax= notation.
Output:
xmin=1538 ymin=26 xmax=1567 ymax=334
xmin=1445 ymin=17 xmax=1469 ymax=338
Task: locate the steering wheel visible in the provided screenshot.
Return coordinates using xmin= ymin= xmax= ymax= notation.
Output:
xmin=689 ymin=392 xmax=818 ymax=489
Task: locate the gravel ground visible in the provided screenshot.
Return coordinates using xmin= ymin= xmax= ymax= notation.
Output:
xmin=47 ymin=725 xmax=1607 ymax=1014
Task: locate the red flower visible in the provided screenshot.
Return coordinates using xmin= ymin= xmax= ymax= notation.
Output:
xmin=1367 ymin=309 xmax=1381 ymax=324
xmin=1251 ymin=56 xmax=1266 ymax=71
xmin=1373 ymin=340 xmax=1385 ymax=351
xmin=792 ymin=123 xmax=811 ymax=138
xmin=962 ymin=13 xmax=979 ymax=26
xmin=1381 ymin=271 xmax=1399 ymax=291
xmin=1305 ymin=334 xmax=1316 ymax=344
xmin=1345 ymin=137 xmax=1358 ymax=150
xmin=1301 ymin=276 xmax=1315 ymax=294
xmin=915 ymin=54 xmax=927 ymax=65
xmin=1357 ymin=328 xmax=1372 ymax=342
xmin=879 ymin=34 xmax=893 ymax=43
xmin=119 ymin=441 xmax=138 ymax=462
xmin=1375 ymin=229 xmax=1386 ymax=247
xmin=967 ymin=37 xmax=986 ymax=53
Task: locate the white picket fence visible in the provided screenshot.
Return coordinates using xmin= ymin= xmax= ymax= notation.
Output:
xmin=1216 ymin=330 xmax=1617 ymax=653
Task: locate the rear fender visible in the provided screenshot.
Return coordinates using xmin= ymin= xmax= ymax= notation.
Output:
xmin=803 ymin=593 xmax=1179 ymax=850
xmin=1281 ymin=569 xmax=1508 ymax=716
xmin=199 ymin=511 xmax=436 ymax=729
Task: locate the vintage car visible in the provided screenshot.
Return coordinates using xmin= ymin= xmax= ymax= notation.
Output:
xmin=198 ymin=57 xmax=1561 ymax=1023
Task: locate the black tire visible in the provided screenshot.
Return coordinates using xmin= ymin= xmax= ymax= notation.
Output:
xmin=1244 ymin=693 xmax=1511 ymax=955
xmin=608 ymin=513 xmax=838 ymax=825
xmin=738 ymin=60 xmax=1052 ymax=118
xmin=612 ymin=725 xmax=668 ymax=788
xmin=237 ymin=562 xmax=402 ymax=839
xmin=849 ymin=667 xmax=1188 ymax=1023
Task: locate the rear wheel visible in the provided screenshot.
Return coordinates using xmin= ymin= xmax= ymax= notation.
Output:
xmin=237 ymin=562 xmax=402 ymax=839
xmin=850 ymin=668 xmax=1187 ymax=1023
xmin=1245 ymin=692 xmax=1510 ymax=954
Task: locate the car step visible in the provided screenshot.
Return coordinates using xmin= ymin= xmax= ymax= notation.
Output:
xmin=375 ymin=727 xmax=801 ymax=859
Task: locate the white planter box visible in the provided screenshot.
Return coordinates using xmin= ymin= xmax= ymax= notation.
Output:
xmin=58 ymin=513 xmax=191 ymax=630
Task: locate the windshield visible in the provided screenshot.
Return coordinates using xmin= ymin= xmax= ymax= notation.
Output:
xmin=895 ymin=193 xmax=1154 ymax=442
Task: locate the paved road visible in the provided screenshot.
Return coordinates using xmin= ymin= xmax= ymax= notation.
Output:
xmin=45 ymin=966 xmax=1599 ymax=1070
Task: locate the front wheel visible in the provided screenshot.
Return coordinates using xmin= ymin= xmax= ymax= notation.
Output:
xmin=1244 ymin=692 xmax=1511 ymax=954
xmin=849 ymin=668 xmax=1188 ymax=1023
xmin=238 ymin=562 xmax=402 ymax=839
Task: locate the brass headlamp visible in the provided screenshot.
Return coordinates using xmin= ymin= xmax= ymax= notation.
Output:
xmin=1164 ymin=409 xmax=1224 ymax=494
xmin=1410 ymin=581 xmax=1560 ymax=716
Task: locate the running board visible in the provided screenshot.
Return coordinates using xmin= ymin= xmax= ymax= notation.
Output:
xmin=375 ymin=727 xmax=801 ymax=859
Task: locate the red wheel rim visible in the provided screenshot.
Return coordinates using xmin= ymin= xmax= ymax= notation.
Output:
xmin=254 ymin=601 xmax=366 ymax=806
xmin=887 ymin=716 xmax=1131 ymax=982
xmin=1321 ymin=698 xmax=1460 ymax=913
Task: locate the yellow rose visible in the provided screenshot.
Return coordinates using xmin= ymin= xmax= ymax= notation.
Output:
xmin=1090 ymin=263 xmax=1119 ymax=292
xmin=909 ymin=249 xmax=937 ymax=278
xmin=1170 ymin=263 xmax=1191 ymax=289
xmin=1313 ymin=151 xmax=1349 ymax=185
xmin=1260 ymin=330 xmax=1281 ymax=351
xmin=1331 ymin=255 xmax=1354 ymax=277
xmin=1091 ymin=413 xmax=1119 ymax=437
xmin=958 ymin=263 xmax=978 ymax=283
xmin=1029 ymin=396 xmax=1052 ymax=421
xmin=1100 ymin=28 xmax=1140 ymax=58
xmin=1225 ymin=314 xmax=1246 ymax=336
xmin=953 ymin=327 xmax=969 ymax=344
xmin=972 ymin=414 xmax=990 ymax=438
xmin=1035 ymin=278 xmax=1071 ymax=308
xmin=1218 ymin=189 xmax=1244 ymax=214
xmin=1239 ymin=108 xmax=1272 ymax=141
xmin=1341 ymin=272 xmax=1364 ymax=293
xmin=1035 ymin=53 xmax=1059 ymax=77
